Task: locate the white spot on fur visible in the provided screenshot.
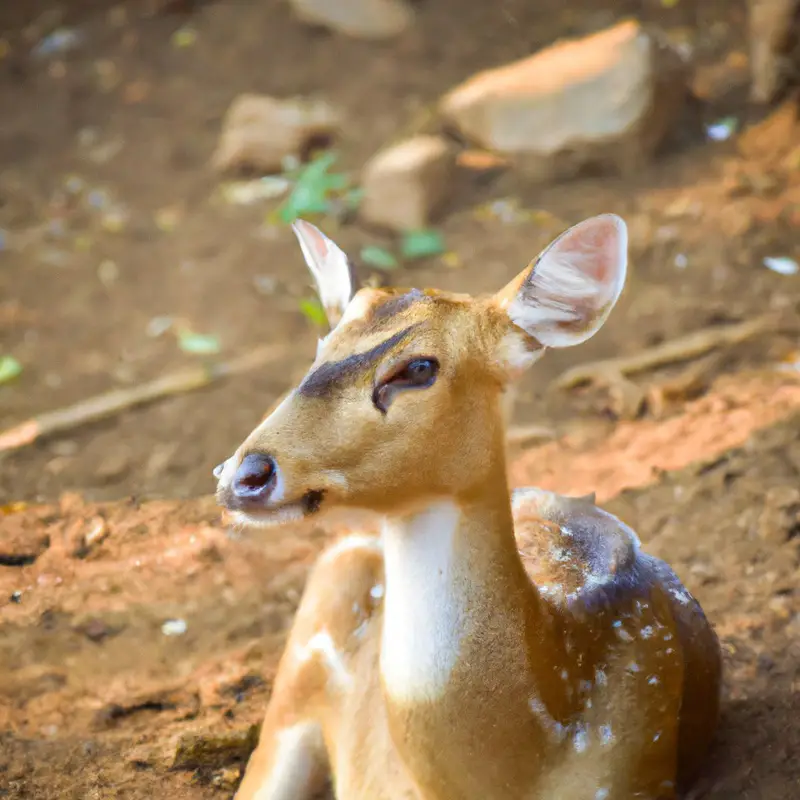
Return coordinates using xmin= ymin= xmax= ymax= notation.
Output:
xmin=380 ymin=501 xmax=463 ymax=703
xmin=252 ymin=722 xmax=323 ymax=800
xmin=294 ymin=629 xmax=352 ymax=690
xmin=572 ymin=723 xmax=589 ymax=753
xmin=615 ymin=627 xmax=634 ymax=643
xmin=599 ymin=724 xmax=614 ymax=745
xmin=370 ymin=583 xmax=384 ymax=599
xmin=671 ymin=588 xmax=693 ymax=605
xmin=594 ymin=668 xmax=607 ymax=687
xmin=528 ymin=694 xmax=567 ymax=742
xmin=596 ymin=789 xmax=610 ymax=800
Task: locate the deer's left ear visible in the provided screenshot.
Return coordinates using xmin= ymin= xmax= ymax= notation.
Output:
xmin=292 ymin=220 xmax=357 ymax=330
xmin=492 ymin=214 xmax=627 ymax=374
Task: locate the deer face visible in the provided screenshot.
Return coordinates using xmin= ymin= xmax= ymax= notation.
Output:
xmin=215 ymin=216 xmax=627 ymax=527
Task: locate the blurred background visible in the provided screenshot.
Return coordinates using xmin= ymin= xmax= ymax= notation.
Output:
xmin=1 ymin=0 xmax=799 ymax=798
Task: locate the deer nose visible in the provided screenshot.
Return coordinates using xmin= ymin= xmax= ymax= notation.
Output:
xmin=232 ymin=453 xmax=277 ymax=500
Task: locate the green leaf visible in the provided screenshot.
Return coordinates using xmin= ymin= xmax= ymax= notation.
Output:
xmin=177 ymin=331 xmax=221 ymax=355
xmin=277 ymin=151 xmax=350 ymax=224
xmin=0 ymin=355 xmax=22 ymax=384
xmin=400 ymin=229 xmax=446 ymax=261
xmin=360 ymin=245 xmax=398 ymax=271
xmin=298 ymin=296 xmax=328 ymax=328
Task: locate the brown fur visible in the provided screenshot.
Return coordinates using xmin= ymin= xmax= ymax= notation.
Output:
xmin=218 ymin=221 xmax=721 ymax=799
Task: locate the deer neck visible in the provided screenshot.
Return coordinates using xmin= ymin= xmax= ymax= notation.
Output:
xmin=379 ymin=465 xmax=542 ymax=706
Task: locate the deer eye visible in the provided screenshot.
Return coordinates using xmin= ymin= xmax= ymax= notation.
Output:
xmin=393 ymin=358 xmax=438 ymax=386
xmin=372 ymin=358 xmax=439 ymax=413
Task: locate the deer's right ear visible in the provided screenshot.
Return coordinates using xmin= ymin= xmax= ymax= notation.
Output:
xmin=292 ymin=220 xmax=357 ymax=330
xmin=492 ymin=214 xmax=627 ymax=375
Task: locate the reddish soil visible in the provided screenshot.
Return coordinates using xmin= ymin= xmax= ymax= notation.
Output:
xmin=1 ymin=0 xmax=799 ymax=797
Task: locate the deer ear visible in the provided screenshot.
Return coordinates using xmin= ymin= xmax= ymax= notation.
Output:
xmin=495 ymin=214 xmax=627 ymax=352
xmin=292 ymin=220 xmax=357 ymax=329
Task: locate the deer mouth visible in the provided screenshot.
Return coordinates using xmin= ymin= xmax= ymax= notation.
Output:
xmin=227 ymin=489 xmax=325 ymax=529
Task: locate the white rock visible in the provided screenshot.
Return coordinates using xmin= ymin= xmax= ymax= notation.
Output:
xmin=360 ymin=135 xmax=456 ymax=232
xmin=290 ymin=0 xmax=413 ymax=40
xmin=439 ymin=20 xmax=688 ymax=180
xmin=212 ymin=94 xmax=339 ymax=175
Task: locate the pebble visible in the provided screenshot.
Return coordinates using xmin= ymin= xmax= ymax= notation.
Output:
xmin=289 ymin=0 xmax=413 ymax=39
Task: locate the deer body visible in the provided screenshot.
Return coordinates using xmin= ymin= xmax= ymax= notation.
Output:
xmin=216 ymin=216 xmax=721 ymax=799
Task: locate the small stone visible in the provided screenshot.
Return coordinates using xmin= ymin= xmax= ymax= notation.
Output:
xmin=77 ymin=616 xmax=118 ymax=642
xmin=72 ymin=516 xmax=109 ymax=558
xmin=289 ymin=0 xmax=412 ymax=39
xmin=211 ymin=766 xmax=242 ymax=788
xmin=162 ymin=618 xmax=188 ymax=636
xmin=360 ymin=135 xmax=456 ymax=232
xmin=212 ymin=94 xmax=340 ymax=175
xmin=96 ymin=450 xmax=130 ymax=483
xmin=172 ymin=725 xmax=260 ymax=769
xmin=84 ymin=517 xmax=109 ymax=547
xmin=439 ymin=20 xmax=688 ymax=181
xmin=0 ymin=531 xmax=50 ymax=568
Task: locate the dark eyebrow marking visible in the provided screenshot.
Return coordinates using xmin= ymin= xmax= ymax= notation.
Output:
xmin=298 ymin=324 xmax=418 ymax=398
xmin=371 ymin=288 xmax=428 ymax=321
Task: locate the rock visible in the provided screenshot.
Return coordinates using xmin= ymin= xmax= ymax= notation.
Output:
xmin=95 ymin=449 xmax=130 ymax=483
xmin=212 ymin=94 xmax=340 ymax=175
xmin=75 ymin=616 xmax=123 ymax=643
xmin=172 ymin=725 xmax=260 ymax=770
xmin=289 ymin=0 xmax=412 ymax=40
xmin=359 ymin=135 xmax=456 ymax=232
xmin=0 ymin=530 xmax=50 ymax=567
xmin=71 ymin=516 xmax=109 ymax=559
xmin=747 ymin=0 xmax=800 ymax=103
xmin=439 ymin=20 xmax=688 ymax=181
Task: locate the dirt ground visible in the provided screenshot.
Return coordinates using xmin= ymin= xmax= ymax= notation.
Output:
xmin=1 ymin=0 xmax=799 ymax=797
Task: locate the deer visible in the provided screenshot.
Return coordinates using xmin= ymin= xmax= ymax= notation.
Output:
xmin=214 ymin=214 xmax=722 ymax=800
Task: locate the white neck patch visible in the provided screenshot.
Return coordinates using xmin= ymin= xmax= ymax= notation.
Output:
xmin=380 ymin=500 xmax=465 ymax=704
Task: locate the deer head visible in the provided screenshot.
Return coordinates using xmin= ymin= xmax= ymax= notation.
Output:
xmin=215 ymin=215 xmax=627 ymax=526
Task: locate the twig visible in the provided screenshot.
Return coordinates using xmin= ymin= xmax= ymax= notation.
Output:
xmin=0 ymin=344 xmax=286 ymax=455
xmin=554 ymin=314 xmax=782 ymax=391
